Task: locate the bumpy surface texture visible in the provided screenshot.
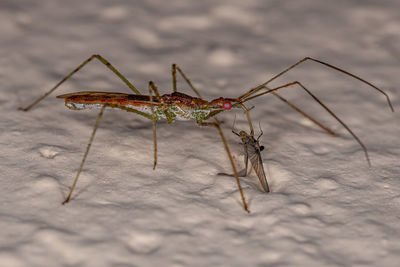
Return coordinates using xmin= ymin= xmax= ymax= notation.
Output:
xmin=1 ymin=0 xmax=400 ymax=266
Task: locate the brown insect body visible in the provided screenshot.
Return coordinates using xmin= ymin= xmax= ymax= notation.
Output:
xmin=57 ymin=91 xmax=239 ymax=110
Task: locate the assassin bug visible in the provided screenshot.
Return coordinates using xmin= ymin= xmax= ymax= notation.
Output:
xmin=19 ymin=54 xmax=393 ymax=213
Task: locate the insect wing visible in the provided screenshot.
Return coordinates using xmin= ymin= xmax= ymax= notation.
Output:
xmin=237 ymin=142 xmax=249 ymax=177
xmin=242 ymin=134 xmax=270 ymax=193
xmin=248 ymin=149 xmax=270 ymax=193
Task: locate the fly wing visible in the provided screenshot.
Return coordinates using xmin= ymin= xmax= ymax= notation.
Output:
xmin=248 ymin=148 xmax=270 ymax=193
xmin=237 ymin=142 xmax=249 ymax=177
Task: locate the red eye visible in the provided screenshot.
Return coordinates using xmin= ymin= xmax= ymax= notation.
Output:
xmin=223 ymin=102 xmax=232 ymax=110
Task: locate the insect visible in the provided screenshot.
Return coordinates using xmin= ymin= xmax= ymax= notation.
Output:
xmin=219 ymin=122 xmax=270 ymax=193
xmin=19 ymin=54 xmax=393 ymax=213
xmin=233 ymin=125 xmax=270 ymax=193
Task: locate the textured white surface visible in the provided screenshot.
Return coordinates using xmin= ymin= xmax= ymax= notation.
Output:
xmin=1 ymin=0 xmax=400 ymax=266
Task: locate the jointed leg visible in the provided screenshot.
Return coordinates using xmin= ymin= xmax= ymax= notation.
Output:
xmin=172 ymin=64 xmax=202 ymax=98
xmin=240 ymin=57 xmax=393 ymax=112
xmin=20 ymin=54 xmax=141 ymax=111
xmin=172 ymin=63 xmax=335 ymax=136
xmin=199 ymin=121 xmax=249 ymax=213
xmin=238 ymin=103 xmax=255 ymax=135
xmin=172 ymin=64 xmax=254 ymax=208
xmin=148 ymin=81 xmax=163 ymax=169
xmin=172 ymin=64 xmax=224 ymax=126
xmin=244 ymin=81 xmax=372 ymax=166
xmin=270 ymin=91 xmax=336 ymax=136
xmin=63 ymin=104 xmax=107 ymax=204
xmin=238 ymin=57 xmax=395 ymax=166
xmin=232 ymin=130 xmax=250 ymax=177
xmin=172 ymin=64 xmax=252 ymax=190
xmin=172 ymin=63 xmax=255 ymax=134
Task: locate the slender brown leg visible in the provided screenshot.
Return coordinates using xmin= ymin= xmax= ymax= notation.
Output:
xmin=20 ymin=54 xmax=141 ymax=111
xmin=199 ymin=121 xmax=250 ymax=213
xmin=171 ymin=61 xmax=257 ymax=135
xmin=63 ymin=104 xmax=107 ymax=204
xmin=172 ymin=64 xmax=254 ymax=211
xmin=172 ymin=64 xmax=177 ymax=93
xmin=238 ymin=103 xmax=254 ymax=135
xmin=172 ymin=63 xmax=256 ymax=134
xmin=244 ymin=81 xmax=372 ymax=166
xmin=148 ymin=81 xmax=163 ymax=169
xmin=172 ymin=64 xmax=251 ymax=210
xmin=173 ymin=63 xmax=335 ymax=136
xmin=172 ymin=64 xmax=202 ymax=97
xmin=239 ymin=56 xmax=394 ymax=166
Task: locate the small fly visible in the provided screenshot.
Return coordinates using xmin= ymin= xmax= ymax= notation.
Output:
xmin=233 ymin=127 xmax=270 ymax=193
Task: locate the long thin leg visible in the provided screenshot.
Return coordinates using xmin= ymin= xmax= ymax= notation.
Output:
xmin=172 ymin=64 xmax=251 ymax=211
xmin=172 ymin=64 xmax=225 ymax=125
xmin=172 ymin=63 xmax=335 ymax=136
xmin=240 ymin=57 xmax=394 ymax=112
xmin=238 ymin=103 xmax=254 ymax=135
xmin=244 ymin=81 xmax=372 ymax=166
xmin=148 ymin=81 xmax=163 ymax=169
xmin=172 ymin=64 xmax=202 ymax=97
xmin=63 ymin=104 xmax=107 ymax=204
xmin=172 ymin=64 xmax=178 ymax=93
xmin=20 ymin=54 xmax=141 ymax=111
xmin=270 ymin=91 xmax=336 ymax=136
xmin=172 ymin=64 xmax=254 ymax=134
xmin=199 ymin=121 xmax=249 ymax=213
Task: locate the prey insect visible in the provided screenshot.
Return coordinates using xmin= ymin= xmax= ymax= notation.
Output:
xmin=219 ymin=121 xmax=270 ymax=193
xmin=233 ymin=125 xmax=270 ymax=193
xmin=19 ymin=54 xmax=393 ymax=213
